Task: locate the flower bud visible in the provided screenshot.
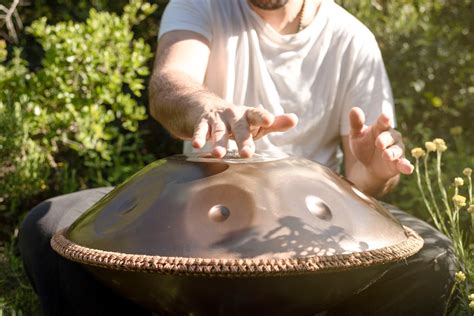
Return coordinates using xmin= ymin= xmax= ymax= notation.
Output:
xmin=463 ymin=168 xmax=472 ymax=177
xmin=452 ymin=195 xmax=467 ymax=208
xmin=469 ymin=294 xmax=474 ymax=301
xmin=411 ymin=148 xmax=426 ymax=159
xmin=455 ymin=271 xmax=466 ymax=283
xmin=454 ymin=177 xmax=464 ymax=187
xmin=425 ymin=142 xmax=437 ymax=152
xmin=433 ymin=138 xmax=448 ymax=152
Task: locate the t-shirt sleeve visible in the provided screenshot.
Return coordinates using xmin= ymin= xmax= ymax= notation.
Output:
xmin=339 ymin=34 xmax=395 ymax=136
xmin=158 ymin=0 xmax=213 ymax=42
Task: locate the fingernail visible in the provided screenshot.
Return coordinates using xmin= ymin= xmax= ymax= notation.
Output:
xmin=241 ymin=146 xmax=253 ymax=158
xmin=192 ymin=140 xmax=202 ymax=148
xmin=212 ymin=146 xmax=226 ymax=158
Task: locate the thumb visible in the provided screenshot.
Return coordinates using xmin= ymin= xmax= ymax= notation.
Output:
xmin=267 ymin=113 xmax=298 ymax=132
xmin=349 ymin=107 xmax=365 ymax=137
xmin=254 ymin=113 xmax=298 ymax=139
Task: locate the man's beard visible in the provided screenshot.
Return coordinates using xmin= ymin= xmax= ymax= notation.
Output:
xmin=248 ymin=0 xmax=289 ymax=10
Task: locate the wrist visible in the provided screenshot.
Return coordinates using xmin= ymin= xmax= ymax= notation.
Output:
xmin=363 ymin=163 xmax=394 ymax=183
xmin=347 ymin=161 xmax=399 ymax=198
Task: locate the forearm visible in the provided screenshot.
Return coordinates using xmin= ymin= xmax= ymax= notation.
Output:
xmin=346 ymin=161 xmax=400 ymax=198
xmin=148 ymin=70 xmax=228 ymax=139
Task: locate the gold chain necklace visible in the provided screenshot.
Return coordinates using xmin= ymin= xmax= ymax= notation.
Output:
xmin=297 ymin=0 xmax=307 ymax=32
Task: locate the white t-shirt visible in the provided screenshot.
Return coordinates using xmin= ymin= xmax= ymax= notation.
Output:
xmin=158 ymin=0 xmax=394 ymax=170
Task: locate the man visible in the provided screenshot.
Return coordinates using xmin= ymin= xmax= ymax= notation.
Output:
xmin=19 ymin=0 xmax=455 ymax=315
xmin=147 ymin=2 xmax=456 ymax=313
xmin=150 ymin=0 xmax=413 ymax=198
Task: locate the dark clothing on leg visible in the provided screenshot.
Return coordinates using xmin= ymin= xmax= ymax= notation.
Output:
xmin=327 ymin=204 xmax=457 ymax=316
xmin=19 ymin=188 xmax=456 ymax=316
xmin=19 ymin=187 xmax=151 ymax=316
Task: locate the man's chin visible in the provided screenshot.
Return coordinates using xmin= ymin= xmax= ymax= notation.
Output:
xmin=248 ymin=0 xmax=289 ymax=10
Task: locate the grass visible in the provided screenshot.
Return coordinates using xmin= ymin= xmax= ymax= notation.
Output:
xmin=0 ymin=228 xmax=39 ymax=316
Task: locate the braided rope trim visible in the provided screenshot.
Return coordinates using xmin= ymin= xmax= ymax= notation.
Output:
xmin=51 ymin=226 xmax=423 ymax=276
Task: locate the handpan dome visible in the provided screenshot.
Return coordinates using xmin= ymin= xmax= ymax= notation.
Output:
xmin=51 ymin=151 xmax=423 ymax=315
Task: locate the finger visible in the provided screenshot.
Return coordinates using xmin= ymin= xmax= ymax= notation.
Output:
xmin=257 ymin=114 xmax=298 ymax=137
xmin=231 ymin=117 xmax=254 ymax=158
xmin=349 ymin=107 xmax=365 ymax=137
xmin=396 ymin=158 xmax=414 ymax=175
xmin=246 ymin=107 xmax=275 ymax=128
xmin=373 ymin=112 xmax=392 ymax=135
xmin=210 ymin=119 xmax=228 ymax=158
xmin=382 ymin=144 xmax=404 ymax=161
xmin=192 ymin=119 xmax=210 ymax=149
xmin=375 ymin=130 xmax=400 ymax=150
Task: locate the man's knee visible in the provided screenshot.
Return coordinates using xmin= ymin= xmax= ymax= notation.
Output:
xmin=19 ymin=188 xmax=114 ymax=277
xmin=19 ymin=199 xmax=53 ymax=263
xmin=376 ymin=205 xmax=457 ymax=314
xmin=20 ymin=187 xmax=113 ymax=239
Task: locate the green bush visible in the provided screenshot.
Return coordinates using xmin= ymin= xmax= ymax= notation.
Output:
xmin=0 ymin=0 xmax=156 ymax=225
xmin=0 ymin=45 xmax=49 ymax=238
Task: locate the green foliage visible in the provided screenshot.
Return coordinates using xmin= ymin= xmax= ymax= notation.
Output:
xmin=339 ymin=0 xmax=473 ymax=135
xmin=8 ymin=0 xmax=168 ymax=46
xmin=0 ymin=46 xmax=49 ymax=234
xmin=0 ymin=0 xmax=156 ymax=220
xmin=0 ymin=235 xmax=39 ymax=315
xmin=0 ymin=2 xmax=156 ymax=312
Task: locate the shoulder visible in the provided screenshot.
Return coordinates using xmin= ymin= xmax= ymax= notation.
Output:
xmin=161 ymin=0 xmax=215 ymax=16
xmin=323 ymin=1 xmax=378 ymax=50
xmin=165 ymin=0 xmax=234 ymax=12
xmin=162 ymin=0 xmax=239 ymax=22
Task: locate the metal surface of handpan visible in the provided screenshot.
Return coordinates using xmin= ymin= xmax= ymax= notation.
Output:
xmin=51 ymin=151 xmax=423 ymax=315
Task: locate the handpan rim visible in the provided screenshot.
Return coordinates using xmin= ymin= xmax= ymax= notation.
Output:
xmin=51 ymin=226 xmax=423 ymax=276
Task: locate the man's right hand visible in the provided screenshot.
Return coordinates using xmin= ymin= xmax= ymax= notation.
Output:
xmin=192 ymin=104 xmax=298 ymax=158
xmin=150 ymin=30 xmax=297 ymax=158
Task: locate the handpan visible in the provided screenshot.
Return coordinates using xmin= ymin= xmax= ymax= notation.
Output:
xmin=51 ymin=151 xmax=423 ymax=315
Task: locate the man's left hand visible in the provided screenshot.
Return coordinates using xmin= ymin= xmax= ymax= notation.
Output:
xmin=349 ymin=107 xmax=414 ymax=181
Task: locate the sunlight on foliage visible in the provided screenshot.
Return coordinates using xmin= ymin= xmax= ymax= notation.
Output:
xmin=0 ymin=0 xmax=155 ymax=218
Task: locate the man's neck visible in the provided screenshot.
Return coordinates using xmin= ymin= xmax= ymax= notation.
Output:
xmin=248 ymin=0 xmax=321 ymax=35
